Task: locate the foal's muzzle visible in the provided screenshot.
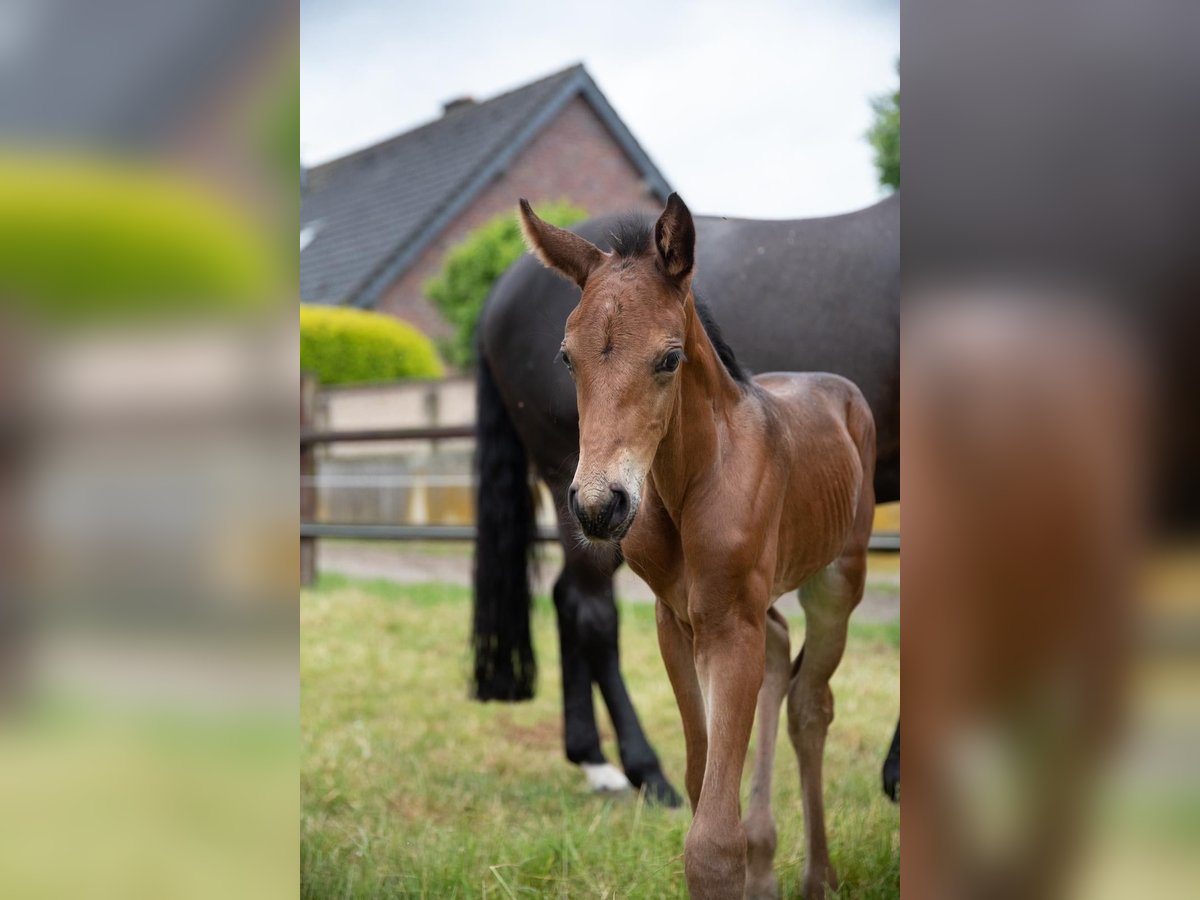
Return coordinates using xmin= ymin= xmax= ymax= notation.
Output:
xmin=569 ymin=482 xmax=632 ymax=541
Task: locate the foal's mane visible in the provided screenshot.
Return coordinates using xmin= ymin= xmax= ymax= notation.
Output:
xmin=605 ymin=215 xmax=654 ymax=260
xmin=694 ymin=297 xmax=749 ymax=385
xmin=601 ymin=216 xmax=749 ymax=386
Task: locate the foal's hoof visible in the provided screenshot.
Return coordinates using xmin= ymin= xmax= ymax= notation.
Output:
xmin=634 ymin=771 xmax=683 ymax=808
xmin=802 ymin=867 xmax=839 ymax=900
xmin=745 ymin=873 xmax=780 ymax=900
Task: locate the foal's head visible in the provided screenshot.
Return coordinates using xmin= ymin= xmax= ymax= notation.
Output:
xmin=519 ymin=193 xmax=697 ymax=543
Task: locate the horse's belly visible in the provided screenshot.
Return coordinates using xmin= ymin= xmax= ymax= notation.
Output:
xmin=772 ymin=486 xmax=860 ymax=594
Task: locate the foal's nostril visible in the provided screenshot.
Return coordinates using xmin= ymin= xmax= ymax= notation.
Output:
xmin=569 ymin=482 xmax=630 ymax=538
xmin=606 ymin=484 xmax=630 ymax=530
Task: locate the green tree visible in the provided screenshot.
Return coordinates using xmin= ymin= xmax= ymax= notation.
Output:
xmin=867 ymin=67 xmax=900 ymax=191
xmin=424 ymin=201 xmax=587 ymax=369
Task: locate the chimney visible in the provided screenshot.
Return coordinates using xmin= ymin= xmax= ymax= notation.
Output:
xmin=442 ymin=96 xmax=476 ymax=116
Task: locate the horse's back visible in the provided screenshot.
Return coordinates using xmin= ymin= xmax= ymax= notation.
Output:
xmin=753 ymin=371 xmax=872 ymax=439
xmin=479 ymin=198 xmax=896 ymax=492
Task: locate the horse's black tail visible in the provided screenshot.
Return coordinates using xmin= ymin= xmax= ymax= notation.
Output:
xmin=471 ymin=352 xmax=537 ymax=701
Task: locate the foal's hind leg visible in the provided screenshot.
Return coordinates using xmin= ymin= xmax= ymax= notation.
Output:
xmin=789 ymin=549 xmax=867 ymax=899
xmin=745 ymin=606 xmax=791 ymax=900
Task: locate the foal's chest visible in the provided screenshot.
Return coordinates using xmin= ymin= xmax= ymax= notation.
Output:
xmin=623 ymin=538 xmax=692 ymax=623
xmin=621 ymin=490 xmax=692 ymax=620
xmin=622 ymin=462 xmax=856 ymax=620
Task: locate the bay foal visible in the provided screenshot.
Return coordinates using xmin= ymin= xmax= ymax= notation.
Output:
xmin=519 ymin=194 xmax=876 ymax=899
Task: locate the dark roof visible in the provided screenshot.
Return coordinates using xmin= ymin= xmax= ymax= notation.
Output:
xmin=300 ymin=64 xmax=672 ymax=307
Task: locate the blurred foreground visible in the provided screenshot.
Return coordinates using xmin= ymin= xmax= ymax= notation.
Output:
xmin=0 ymin=1 xmax=297 ymax=897
xmin=903 ymin=2 xmax=1200 ymax=896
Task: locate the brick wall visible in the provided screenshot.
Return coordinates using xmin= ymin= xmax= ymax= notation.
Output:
xmin=375 ymin=96 xmax=663 ymax=343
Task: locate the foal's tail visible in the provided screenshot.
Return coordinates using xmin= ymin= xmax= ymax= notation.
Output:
xmin=471 ymin=352 xmax=538 ymax=701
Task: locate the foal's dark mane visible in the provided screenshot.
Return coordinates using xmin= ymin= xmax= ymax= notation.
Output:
xmin=602 ymin=216 xmax=749 ymax=385
xmin=605 ymin=215 xmax=655 ymax=260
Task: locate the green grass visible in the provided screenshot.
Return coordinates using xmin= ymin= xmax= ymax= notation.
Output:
xmin=301 ymin=574 xmax=899 ymax=898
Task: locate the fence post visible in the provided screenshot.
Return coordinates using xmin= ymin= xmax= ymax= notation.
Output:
xmin=300 ymin=371 xmax=317 ymax=587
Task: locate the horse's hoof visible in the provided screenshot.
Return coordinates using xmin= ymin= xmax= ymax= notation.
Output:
xmin=882 ymin=757 xmax=900 ymax=803
xmin=582 ymin=762 xmax=632 ymax=793
xmin=637 ymin=771 xmax=683 ymax=808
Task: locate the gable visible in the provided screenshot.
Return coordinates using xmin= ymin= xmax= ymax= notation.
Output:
xmin=299 ymin=64 xmax=670 ymax=307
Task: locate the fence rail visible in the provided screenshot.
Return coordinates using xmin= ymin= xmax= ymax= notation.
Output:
xmin=301 ymin=523 xmax=561 ymax=541
xmin=302 ymin=521 xmax=900 ymax=550
xmin=301 ymin=424 xmax=475 ymax=446
xmin=299 ymin=373 xmax=898 ymax=587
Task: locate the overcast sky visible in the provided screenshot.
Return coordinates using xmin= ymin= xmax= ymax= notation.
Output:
xmin=301 ymin=0 xmax=898 ymax=218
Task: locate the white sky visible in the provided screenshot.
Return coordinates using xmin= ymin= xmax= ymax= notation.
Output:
xmin=301 ymin=0 xmax=898 ymax=218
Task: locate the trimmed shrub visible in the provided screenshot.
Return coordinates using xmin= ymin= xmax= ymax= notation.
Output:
xmin=424 ymin=201 xmax=587 ymax=369
xmin=300 ymin=305 xmax=444 ymax=385
xmin=0 ymin=158 xmax=281 ymax=323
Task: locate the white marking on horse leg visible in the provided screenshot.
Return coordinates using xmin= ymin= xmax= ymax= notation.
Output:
xmin=582 ymin=762 xmax=633 ymax=793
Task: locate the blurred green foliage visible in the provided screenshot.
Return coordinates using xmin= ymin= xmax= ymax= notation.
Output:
xmin=868 ymin=66 xmax=900 ymax=190
xmin=0 ymin=159 xmax=281 ymax=323
xmin=424 ymin=201 xmax=587 ymax=369
xmin=265 ymin=64 xmax=300 ymax=188
xmin=300 ymin=305 xmax=444 ymax=385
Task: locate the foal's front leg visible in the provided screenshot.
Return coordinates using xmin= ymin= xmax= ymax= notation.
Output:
xmin=656 ymin=600 xmax=707 ymax=810
xmin=687 ymin=605 xmax=766 ymax=899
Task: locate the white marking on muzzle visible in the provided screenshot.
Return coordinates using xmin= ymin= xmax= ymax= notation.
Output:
xmin=573 ymin=450 xmax=648 ymax=537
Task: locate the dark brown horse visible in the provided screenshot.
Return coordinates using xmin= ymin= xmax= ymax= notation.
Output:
xmin=472 ymin=194 xmax=898 ymax=807
xmin=520 ymin=193 xmax=876 ymax=899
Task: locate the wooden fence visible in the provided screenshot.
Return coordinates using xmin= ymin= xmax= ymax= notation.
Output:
xmin=299 ymin=373 xmax=898 ymax=586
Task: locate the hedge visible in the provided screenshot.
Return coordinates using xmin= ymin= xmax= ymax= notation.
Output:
xmin=300 ymin=305 xmax=444 ymax=385
xmin=0 ymin=157 xmax=281 ymax=323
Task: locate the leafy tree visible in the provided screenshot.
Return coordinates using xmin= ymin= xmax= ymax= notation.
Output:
xmin=867 ymin=67 xmax=900 ymax=191
xmin=424 ymin=201 xmax=587 ymax=369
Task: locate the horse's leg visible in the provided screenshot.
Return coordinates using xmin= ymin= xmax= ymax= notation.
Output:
xmin=882 ymin=717 xmax=900 ymax=802
xmin=543 ymin=485 xmax=671 ymax=801
xmin=565 ymin=542 xmax=681 ymax=805
xmin=788 ymin=549 xmax=866 ymax=900
xmin=655 ymin=599 xmax=707 ymax=810
xmin=550 ymin=562 xmax=614 ymax=783
xmin=744 ymin=606 xmax=791 ymax=899
xmin=685 ymin=606 xmax=766 ymax=899
xmin=545 ymin=472 xmax=681 ymax=805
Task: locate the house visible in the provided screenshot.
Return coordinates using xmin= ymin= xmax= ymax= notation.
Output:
xmin=299 ymin=64 xmax=673 ymax=338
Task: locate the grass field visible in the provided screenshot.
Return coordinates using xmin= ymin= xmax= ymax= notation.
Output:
xmin=301 ymin=574 xmax=899 ymax=898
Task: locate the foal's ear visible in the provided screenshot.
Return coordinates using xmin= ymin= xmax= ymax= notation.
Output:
xmin=654 ymin=192 xmax=695 ymax=283
xmin=518 ymin=199 xmax=604 ymax=288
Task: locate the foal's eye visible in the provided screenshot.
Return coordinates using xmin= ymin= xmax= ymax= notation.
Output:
xmin=656 ymin=349 xmax=683 ymax=374
xmin=560 ymin=349 xmax=573 ymax=373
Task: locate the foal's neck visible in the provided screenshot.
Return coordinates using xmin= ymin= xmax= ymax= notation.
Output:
xmin=650 ymin=295 xmax=744 ymax=517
